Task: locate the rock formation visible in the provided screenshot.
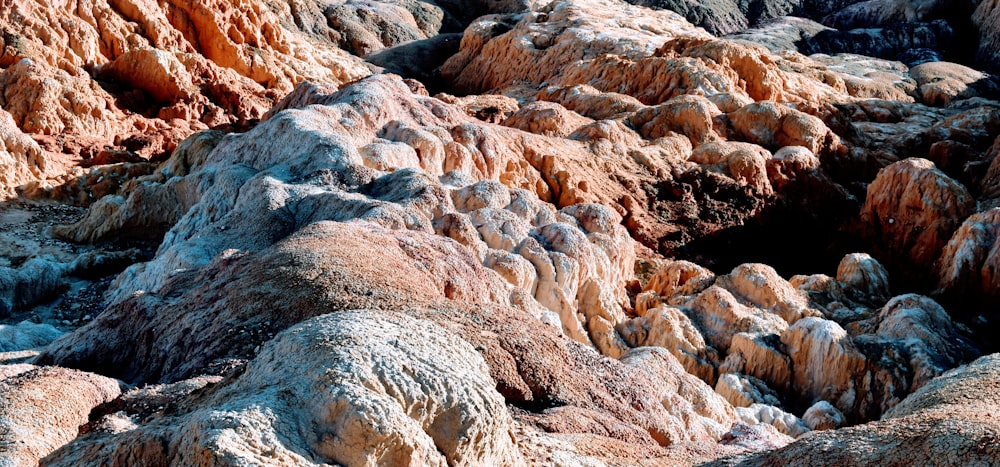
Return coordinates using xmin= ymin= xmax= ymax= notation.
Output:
xmin=717 ymin=353 xmax=1000 ymax=465
xmin=860 ymin=158 xmax=975 ymax=287
xmin=0 ymin=0 xmax=371 ymax=200
xmin=0 ymin=366 xmax=121 ymax=466
xmin=975 ymin=0 xmax=1000 ymax=72
xmin=0 ymin=0 xmax=997 ymax=464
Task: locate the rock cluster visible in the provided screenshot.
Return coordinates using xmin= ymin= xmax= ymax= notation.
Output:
xmin=0 ymin=0 xmax=998 ymax=464
xmin=0 ymin=0 xmax=371 ymax=198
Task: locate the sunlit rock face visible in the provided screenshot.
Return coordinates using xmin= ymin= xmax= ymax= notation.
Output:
xmin=0 ymin=0 xmax=998 ymax=464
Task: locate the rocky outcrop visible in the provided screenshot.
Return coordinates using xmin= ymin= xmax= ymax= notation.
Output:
xmin=44 ymin=311 xmax=523 ymax=466
xmin=0 ymin=108 xmax=45 ymax=196
xmin=620 ymin=253 xmax=978 ymax=425
xmin=974 ymin=0 xmax=1000 ymax=72
xmin=909 ymin=61 xmax=1000 ymax=106
xmin=720 ymin=353 xmax=1000 ymax=466
xmin=0 ymin=366 xmax=121 ymax=466
xmin=860 ymin=158 xmax=975 ymax=287
xmin=0 ymin=0 xmax=371 ymax=198
xmin=934 ymin=208 xmax=1000 ymax=313
xmin=3 ymin=0 xmax=998 ymax=464
xmin=0 ymin=321 xmax=62 ymax=352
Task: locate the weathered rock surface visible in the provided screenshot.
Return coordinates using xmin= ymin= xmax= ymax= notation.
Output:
xmin=860 ymin=158 xmax=975 ymax=287
xmin=0 ymin=0 xmax=997 ymax=464
xmin=975 ymin=0 xmax=1000 ymax=72
xmin=0 ymin=366 xmax=121 ymax=466
xmin=0 ymin=0 xmax=371 ymax=200
xmin=0 ymin=321 xmax=62 ymax=352
xmin=718 ymin=353 xmax=1000 ymax=466
xmin=620 ymin=253 xmax=978 ymax=425
xmin=44 ymin=311 xmax=523 ymax=466
xmin=0 ymin=109 xmax=45 ymax=196
xmin=910 ymin=61 xmax=1000 ymax=106
xmin=934 ymin=208 xmax=1000 ymax=316
xmin=34 ymin=71 xmax=751 ymax=462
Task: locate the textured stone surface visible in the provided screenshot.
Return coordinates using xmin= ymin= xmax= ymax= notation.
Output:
xmin=0 ymin=0 xmax=370 ymax=199
xmin=0 ymin=367 xmax=121 ymax=466
xmin=718 ymin=353 xmax=1000 ymax=466
xmin=935 ymin=208 xmax=1000 ymax=308
xmin=0 ymin=0 xmax=997 ymax=464
xmin=44 ymin=311 xmax=523 ymax=466
xmin=0 ymin=109 xmax=45 ymax=196
xmin=860 ymin=158 xmax=975 ymax=287
xmin=975 ymin=0 xmax=1000 ymax=72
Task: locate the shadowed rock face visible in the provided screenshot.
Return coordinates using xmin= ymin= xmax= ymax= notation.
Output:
xmin=712 ymin=354 xmax=1000 ymax=466
xmin=1 ymin=0 xmax=999 ymax=464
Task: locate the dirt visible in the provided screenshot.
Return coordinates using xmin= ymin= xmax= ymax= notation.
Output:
xmin=0 ymin=199 xmax=147 ymax=332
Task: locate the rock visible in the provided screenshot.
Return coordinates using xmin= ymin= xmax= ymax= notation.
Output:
xmin=44 ymin=311 xmax=523 ymax=466
xmin=50 ymin=75 xmax=643 ymax=359
xmin=642 ymin=259 xmax=716 ymax=299
xmin=910 ymin=61 xmax=1000 ymax=106
xmin=718 ymin=422 xmax=794 ymax=453
xmin=0 ymin=0 xmax=370 ymax=185
xmin=366 ymin=34 xmax=464 ymax=92
xmin=0 ymin=257 xmax=70 ymax=317
xmin=690 ymin=285 xmax=789 ymax=353
xmin=860 ymin=158 xmax=975 ymax=287
xmin=727 ymin=101 xmax=841 ymax=157
xmin=715 ymin=263 xmax=817 ymax=325
xmin=823 ymin=0 xmax=945 ymax=28
xmin=721 ymin=332 xmax=793 ymax=394
xmin=974 ymin=0 xmax=1000 ymax=72
xmin=0 ymin=367 xmax=121 ymax=466
xmin=0 ymin=363 xmax=36 ymax=381
xmin=780 ymin=317 xmax=867 ymax=417
xmin=442 ymin=0 xmax=711 ymax=96
xmin=0 ymin=108 xmax=45 ymax=197
xmin=38 ymin=220 xmax=516 ymax=383
xmin=870 ymin=294 xmax=978 ymax=390
xmin=934 ymin=208 xmax=1000 ymax=309
xmin=835 ymin=253 xmax=891 ymax=305
xmin=502 ymin=101 xmax=593 ymax=138
xmin=627 ymin=0 xmax=751 ymax=36
xmin=802 ymin=400 xmax=846 ymax=430
xmin=726 ymin=17 xmax=835 ymax=54
xmin=537 ymin=84 xmax=645 ymax=120
xmin=619 ymin=347 xmax=737 ymax=441
xmin=735 ymin=403 xmax=811 ymax=438
xmin=725 ymin=353 xmax=1000 ymax=466
xmin=715 ymin=373 xmax=783 ymax=408
xmin=325 ymin=0 xmax=449 ymax=57
xmin=0 ymin=321 xmax=63 ymax=352
xmin=99 ymin=48 xmax=198 ymax=104
xmin=619 ymin=305 xmax=720 ymax=382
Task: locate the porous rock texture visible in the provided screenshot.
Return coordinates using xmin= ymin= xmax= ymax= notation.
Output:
xmin=43 ymin=311 xmax=523 ymax=466
xmin=620 ymin=254 xmax=978 ymax=429
xmin=975 ymin=0 xmax=1000 ymax=72
xmin=860 ymin=158 xmax=975 ymax=288
xmin=716 ymin=353 xmax=1000 ymax=465
xmin=3 ymin=0 xmax=1000 ymax=464
xmin=0 ymin=0 xmax=371 ymax=200
xmin=0 ymin=108 xmax=45 ymax=196
xmin=33 ymin=72 xmax=753 ymax=464
xmin=0 ymin=366 xmax=121 ymax=466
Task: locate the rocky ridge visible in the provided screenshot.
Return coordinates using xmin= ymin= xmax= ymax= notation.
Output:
xmin=0 ymin=0 xmax=998 ymax=465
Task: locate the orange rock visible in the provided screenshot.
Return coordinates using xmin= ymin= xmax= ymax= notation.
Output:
xmin=935 ymin=208 xmax=1000 ymax=306
xmin=860 ymin=158 xmax=975 ymax=285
